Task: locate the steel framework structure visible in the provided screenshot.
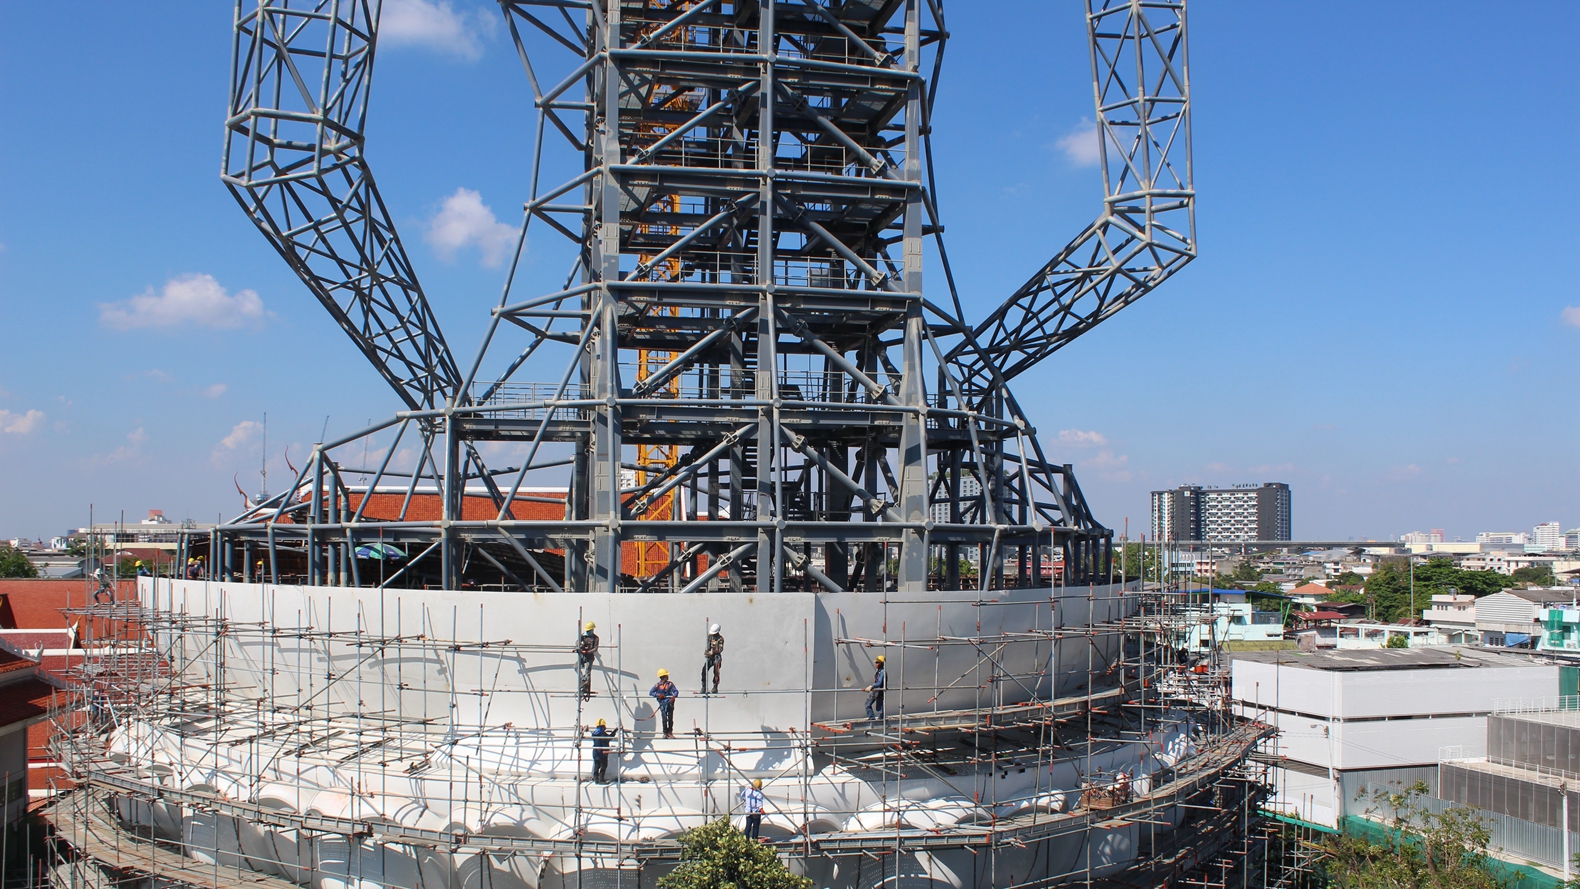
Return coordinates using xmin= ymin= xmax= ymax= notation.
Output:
xmin=211 ymin=0 xmax=1194 ymax=595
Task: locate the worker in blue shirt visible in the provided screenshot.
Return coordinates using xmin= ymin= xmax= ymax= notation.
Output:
xmin=740 ymin=778 xmax=765 ymax=840
xmin=864 ymin=654 xmax=886 ymax=720
xmin=586 ymin=718 xmax=618 ymax=783
xmin=650 ymin=668 xmax=679 ymax=738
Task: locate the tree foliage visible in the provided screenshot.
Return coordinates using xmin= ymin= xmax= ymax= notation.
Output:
xmin=1364 ymin=559 xmax=1514 ymax=622
xmin=1385 ymin=633 xmax=1409 ymax=649
xmin=0 ymin=547 xmax=36 ymax=579
xmin=658 ymin=819 xmax=810 ymax=889
xmin=1510 ymin=564 xmax=1555 ymax=588
xmin=1322 ymin=782 xmax=1509 ymax=888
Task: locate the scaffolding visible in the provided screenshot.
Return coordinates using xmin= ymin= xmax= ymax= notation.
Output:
xmin=36 ymin=553 xmax=1284 ymax=889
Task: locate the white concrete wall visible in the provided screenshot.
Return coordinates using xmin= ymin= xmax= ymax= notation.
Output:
xmin=1232 ymin=659 xmax=1337 ymax=717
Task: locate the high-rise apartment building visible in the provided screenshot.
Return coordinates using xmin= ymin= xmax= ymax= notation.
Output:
xmin=1149 ymin=483 xmax=1291 ymax=542
xmin=1534 ymin=522 xmax=1563 ymax=549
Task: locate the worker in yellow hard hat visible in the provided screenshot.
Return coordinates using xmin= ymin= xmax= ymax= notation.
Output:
xmin=864 ymin=654 xmax=887 ymax=720
xmin=576 ymin=621 xmax=600 ymax=701
xmin=585 ymin=717 xmax=618 ymax=784
xmin=134 ymin=560 xmax=150 ymax=577
xmin=740 ymin=777 xmax=765 ymax=840
xmin=650 ymin=668 xmax=679 ymax=738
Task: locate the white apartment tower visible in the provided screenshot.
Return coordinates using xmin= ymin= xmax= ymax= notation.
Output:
xmin=1534 ymin=522 xmax=1563 ymax=549
xmin=1149 ymin=483 xmax=1292 ymax=542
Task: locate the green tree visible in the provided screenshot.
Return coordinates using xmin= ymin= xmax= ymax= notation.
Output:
xmin=0 ymin=547 xmax=36 ymax=579
xmin=1385 ymin=634 xmax=1409 ymax=649
xmin=1231 ymin=560 xmax=1263 ymax=583
xmin=1109 ymin=542 xmax=1161 ymax=583
xmin=1363 ymin=559 xmax=1517 ymax=623
xmin=658 ymin=819 xmax=810 ymax=889
xmin=1331 ymin=571 xmax=1365 ymax=587
xmin=1510 ymin=564 xmax=1555 ymax=588
xmin=1322 ymin=782 xmax=1508 ymax=888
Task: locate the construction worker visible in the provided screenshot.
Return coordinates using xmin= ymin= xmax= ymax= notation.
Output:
xmin=134 ymin=560 xmax=150 ymax=577
xmin=740 ymin=778 xmax=765 ymax=840
xmin=586 ymin=718 xmax=618 ymax=784
xmin=649 ymin=669 xmax=679 ymax=738
xmin=701 ymin=623 xmax=724 ymax=695
xmin=864 ymin=655 xmax=886 ymax=720
xmin=576 ymin=621 xmax=599 ymax=701
xmin=255 ymin=560 xmax=265 ymax=581
xmin=185 ymin=558 xmax=199 ymax=580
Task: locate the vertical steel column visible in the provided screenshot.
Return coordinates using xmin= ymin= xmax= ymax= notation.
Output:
xmin=895 ymin=0 xmax=928 ymax=594
xmin=441 ymin=423 xmax=462 ymax=589
xmin=589 ymin=2 xmax=624 ymax=592
xmin=755 ymin=0 xmax=778 ymax=592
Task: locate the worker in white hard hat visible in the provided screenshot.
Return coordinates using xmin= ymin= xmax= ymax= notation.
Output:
xmin=864 ymin=654 xmax=887 ymax=720
xmin=701 ymin=623 xmax=725 ymax=695
xmin=576 ymin=621 xmax=600 ymax=701
xmin=649 ymin=668 xmax=679 ymax=738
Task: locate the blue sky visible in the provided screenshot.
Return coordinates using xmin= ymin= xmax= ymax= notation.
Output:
xmin=0 ymin=2 xmax=1575 ymax=542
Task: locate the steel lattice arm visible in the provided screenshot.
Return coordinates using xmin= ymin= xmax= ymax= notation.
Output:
xmin=948 ymin=0 xmax=1194 ymax=399
xmin=223 ymin=0 xmax=462 ymax=412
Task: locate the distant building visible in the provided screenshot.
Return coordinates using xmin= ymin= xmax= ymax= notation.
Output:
xmin=1477 ymin=531 xmax=1530 ymax=546
xmin=929 ymin=475 xmax=981 ymax=524
xmin=1567 ymin=529 xmax=1580 ymax=550
xmin=1149 ymin=486 xmax=1200 ymax=542
xmin=1533 ymin=521 xmax=1562 ymax=550
xmin=1422 ymin=593 xmax=1478 ymax=645
xmin=1400 ymin=529 xmax=1446 ymax=545
xmin=1232 ymin=648 xmax=1560 ymax=829
xmin=1149 ymin=483 xmax=1291 ymax=542
xmin=1475 ymin=588 xmax=1575 ymax=646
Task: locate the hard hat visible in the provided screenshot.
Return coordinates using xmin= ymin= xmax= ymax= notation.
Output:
xmin=657 ymin=668 xmax=669 ymax=678
xmin=134 ymin=560 xmax=143 ymax=567
xmin=752 ymin=778 xmax=763 ymax=789
xmin=875 ymin=655 xmax=886 ymax=664
xmin=187 ymin=558 xmax=195 ymax=564
xmin=710 ymin=624 xmax=720 ymax=634
xmin=584 ymin=621 xmax=596 ymax=631
xmin=596 ymin=718 xmax=606 ymax=727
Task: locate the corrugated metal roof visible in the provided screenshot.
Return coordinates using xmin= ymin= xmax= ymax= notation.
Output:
xmin=1229 ymin=647 xmax=1539 ymax=671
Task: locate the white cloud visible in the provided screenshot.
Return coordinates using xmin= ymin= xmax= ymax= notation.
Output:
xmin=1057 ymin=429 xmax=1108 ymax=448
xmin=0 ymin=410 xmax=44 ymax=434
xmin=100 ymin=274 xmax=266 ymax=330
xmin=219 ymin=420 xmax=262 ymax=451
xmin=381 ymin=0 xmax=490 ymax=59
xmin=90 ymin=426 xmax=145 ymax=466
xmin=1054 ymin=119 xmax=1101 ymax=167
xmin=1082 ymin=449 xmax=1132 ymax=482
xmin=426 ymin=188 xmax=517 ymax=266
xmin=203 ymin=383 xmax=228 ymax=399
xmin=1386 ymin=463 xmax=1424 ymax=481
xmin=1562 ymin=306 xmax=1580 ymax=328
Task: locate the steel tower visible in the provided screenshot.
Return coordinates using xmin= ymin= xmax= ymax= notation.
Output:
xmin=214 ymin=0 xmax=1194 ymax=594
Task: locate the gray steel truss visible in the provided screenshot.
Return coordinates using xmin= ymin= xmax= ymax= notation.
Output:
xmin=208 ymin=0 xmax=1195 ymax=595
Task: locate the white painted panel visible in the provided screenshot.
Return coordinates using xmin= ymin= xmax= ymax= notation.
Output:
xmin=1232 ymin=660 xmax=1337 ymax=718
xmin=1332 ymin=716 xmax=1487 ymax=770
xmin=1336 ymin=666 xmax=1558 ymax=719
